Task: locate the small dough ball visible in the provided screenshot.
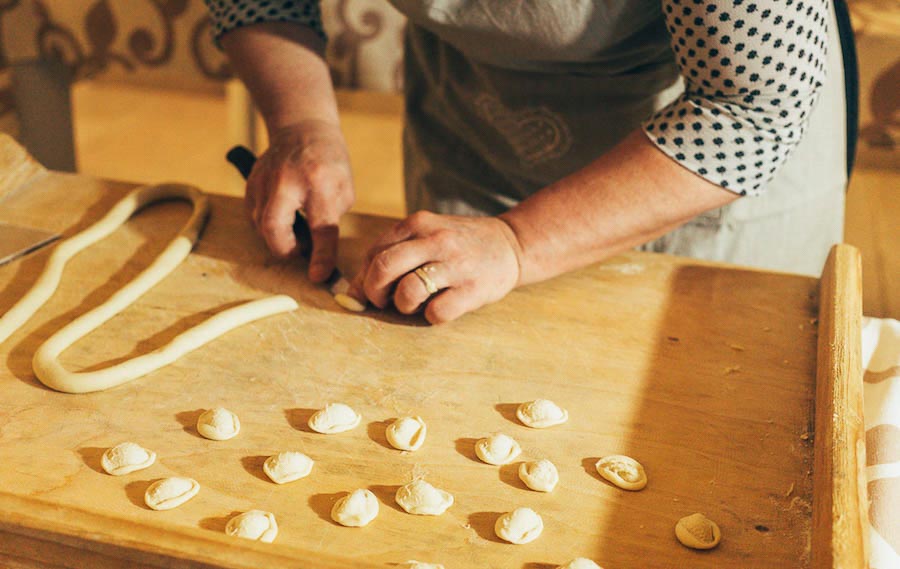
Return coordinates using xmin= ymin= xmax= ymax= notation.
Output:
xmin=495 ymin=507 xmax=543 ymax=544
xmin=675 ymin=513 xmax=722 ymax=550
xmin=101 ymin=442 xmax=156 ymax=476
xmin=595 ymin=455 xmax=647 ymax=491
xmin=309 ymin=403 xmax=361 ymax=434
xmin=334 ymin=293 xmax=366 ymax=312
xmin=386 ymin=416 xmax=427 ymax=451
xmin=144 ymin=477 xmax=199 ymax=510
xmin=263 ymin=451 xmax=313 ymax=484
xmin=395 ymin=479 xmax=454 ymax=516
xmin=518 ymin=459 xmax=559 ymax=492
xmin=401 ymin=562 xmax=444 ymax=569
xmin=331 ymin=489 xmax=379 ymax=527
xmin=226 ymin=510 xmax=278 ymax=543
xmin=196 ymin=407 xmax=240 ymax=441
xmin=557 ymin=559 xmax=603 ymax=569
xmin=475 ymin=433 xmax=522 ymax=465
xmin=516 ymin=399 xmax=568 ymax=428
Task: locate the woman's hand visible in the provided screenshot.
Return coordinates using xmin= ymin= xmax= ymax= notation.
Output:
xmin=348 ymin=211 xmax=523 ymax=324
xmin=246 ymin=119 xmax=354 ymax=282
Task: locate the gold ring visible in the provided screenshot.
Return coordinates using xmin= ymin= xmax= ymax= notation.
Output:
xmin=414 ymin=266 xmax=439 ymax=294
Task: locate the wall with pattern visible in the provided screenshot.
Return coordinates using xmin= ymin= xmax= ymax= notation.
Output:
xmin=0 ymin=0 xmax=405 ymax=136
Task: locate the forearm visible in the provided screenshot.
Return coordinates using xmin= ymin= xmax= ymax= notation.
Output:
xmin=220 ymin=22 xmax=339 ymax=134
xmin=499 ymin=130 xmax=739 ymax=286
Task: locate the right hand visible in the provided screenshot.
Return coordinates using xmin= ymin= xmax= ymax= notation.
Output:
xmin=245 ymin=119 xmax=354 ymax=282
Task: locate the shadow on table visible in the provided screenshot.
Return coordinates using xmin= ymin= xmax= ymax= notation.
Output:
xmin=589 ymin=263 xmax=819 ymax=568
xmin=453 ymin=437 xmax=481 ymax=464
xmin=199 ymin=511 xmax=243 ymax=533
xmin=123 ymin=479 xmax=153 ymax=509
xmin=367 ymin=483 xmax=404 ymax=513
xmin=494 ymin=402 xmax=520 ymax=425
xmin=239 ymin=454 xmax=270 ymax=483
xmin=367 ymin=419 xmax=395 ymax=450
xmin=498 ymin=462 xmax=529 ymax=491
xmin=467 ymin=511 xmax=506 ymax=544
xmin=76 ymin=446 xmax=107 ymax=475
xmin=284 ymin=407 xmax=318 ymax=433
xmin=308 ymin=491 xmax=346 ymax=525
xmin=174 ymin=409 xmax=205 ymax=439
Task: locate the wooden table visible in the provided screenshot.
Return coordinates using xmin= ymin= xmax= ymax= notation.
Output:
xmin=0 ymin=137 xmax=867 ymax=568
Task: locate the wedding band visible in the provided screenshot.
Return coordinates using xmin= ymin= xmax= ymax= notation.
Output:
xmin=414 ymin=266 xmax=439 ymax=294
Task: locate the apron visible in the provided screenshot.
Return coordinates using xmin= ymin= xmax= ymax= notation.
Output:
xmin=391 ymin=0 xmax=847 ymax=277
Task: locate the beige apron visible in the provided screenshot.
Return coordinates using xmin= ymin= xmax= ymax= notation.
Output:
xmin=393 ymin=0 xmax=847 ymax=276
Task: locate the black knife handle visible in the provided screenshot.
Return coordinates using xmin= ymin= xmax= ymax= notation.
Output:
xmin=226 ymin=145 xmax=313 ymax=259
xmin=225 ymin=145 xmax=256 ymax=180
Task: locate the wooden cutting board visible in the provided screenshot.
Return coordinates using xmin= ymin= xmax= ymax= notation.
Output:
xmin=0 ymin=142 xmax=864 ymax=568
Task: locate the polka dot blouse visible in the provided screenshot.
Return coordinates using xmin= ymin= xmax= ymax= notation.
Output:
xmin=646 ymin=0 xmax=829 ymax=195
xmin=206 ymin=0 xmax=829 ymax=196
xmin=205 ymin=0 xmax=326 ymax=41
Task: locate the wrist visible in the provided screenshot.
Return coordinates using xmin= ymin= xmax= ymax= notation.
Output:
xmin=264 ymin=105 xmax=341 ymax=139
xmin=266 ymin=117 xmax=343 ymax=142
xmin=496 ymin=213 xmax=543 ymax=287
xmin=489 ymin=216 xmax=523 ymax=289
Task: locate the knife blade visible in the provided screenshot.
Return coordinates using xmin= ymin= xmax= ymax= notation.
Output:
xmin=0 ymin=223 xmax=60 ymax=266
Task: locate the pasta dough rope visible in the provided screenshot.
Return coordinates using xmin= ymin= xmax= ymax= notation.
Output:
xmin=0 ymin=183 xmax=298 ymax=393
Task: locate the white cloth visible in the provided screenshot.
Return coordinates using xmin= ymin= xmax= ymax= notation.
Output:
xmin=862 ymin=317 xmax=900 ymax=568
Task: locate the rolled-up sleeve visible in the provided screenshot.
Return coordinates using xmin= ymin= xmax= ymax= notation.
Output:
xmin=204 ymin=0 xmax=326 ymax=43
xmin=643 ymin=0 xmax=830 ymax=196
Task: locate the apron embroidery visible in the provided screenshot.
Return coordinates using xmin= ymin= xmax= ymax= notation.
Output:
xmin=474 ymin=94 xmax=573 ymax=166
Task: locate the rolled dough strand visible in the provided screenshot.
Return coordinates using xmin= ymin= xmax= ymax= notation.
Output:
xmin=0 ymin=183 xmax=299 ymax=393
xmin=0 ymin=184 xmax=208 ymax=345
xmin=34 ymin=294 xmax=298 ymax=393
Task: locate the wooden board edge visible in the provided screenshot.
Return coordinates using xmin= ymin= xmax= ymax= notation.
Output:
xmin=811 ymin=244 xmax=869 ymax=569
xmin=0 ymin=491 xmax=382 ymax=569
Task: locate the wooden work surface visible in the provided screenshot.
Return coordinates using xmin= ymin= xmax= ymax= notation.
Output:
xmin=0 ymin=146 xmax=823 ymax=568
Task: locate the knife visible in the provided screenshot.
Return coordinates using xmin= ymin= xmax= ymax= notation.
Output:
xmin=0 ymin=223 xmax=60 ymax=267
xmin=225 ymin=146 xmax=354 ymax=298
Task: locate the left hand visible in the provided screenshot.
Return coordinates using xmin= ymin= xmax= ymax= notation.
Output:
xmin=348 ymin=211 xmax=523 ymax=324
